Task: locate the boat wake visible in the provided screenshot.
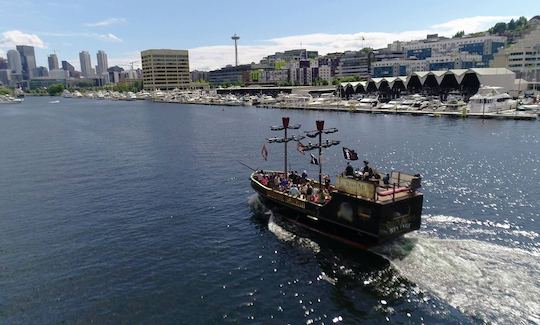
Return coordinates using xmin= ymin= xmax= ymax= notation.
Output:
xmin=248 ymin=193 xmax=267 ymax=216
xmin=248 ymin=194 xmax=539 ymax=322
xmin=268 ymin=214 xmax=321 ymax=254
xmin=373 ymin=233 xmax=540 ymax=323
xmin=248 ymin=194 xmax=320 ymax=253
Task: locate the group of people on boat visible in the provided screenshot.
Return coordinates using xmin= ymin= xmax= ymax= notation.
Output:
xmin=255 ymin=170 xmax=332 ymax=204
xmin=343 ymin=160 xmax=391 ymax=187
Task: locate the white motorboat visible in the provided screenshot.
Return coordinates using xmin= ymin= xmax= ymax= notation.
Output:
xmin=0 ymin=95 xmax=24 ymax=104
xmin=517 ymin=103 xmax=540 ymax=112
xmin=380 ymin=99 xmax=401 ymax=110
xmin=357 ymin=97 xmax=379 ymax=109
xmin=62 ymin=90 xmax=73 ymax=98
xmin=468 ymin=86 xmax=517 ymax=113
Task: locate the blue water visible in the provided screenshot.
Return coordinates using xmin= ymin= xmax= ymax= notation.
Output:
xmin=0 ymin=97 xmax=538 ymax=324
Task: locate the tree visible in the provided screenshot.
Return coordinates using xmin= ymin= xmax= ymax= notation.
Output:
xmin=489 ymin=22 xmax=507 ymax=35
xmin=453 ymin=31 xmax=465 ymax=38
xmin=360 ymin=47 xmax=373 ymax=54
xmin=47 ymin=83 xmax=65 ymax=96
xmin=0 ymin=87 xmax=12 ymax=95
xmin=507 ymin=19 xmax=516 ymax=30
xmin=516 ymin=16 xmax=528 ymax=28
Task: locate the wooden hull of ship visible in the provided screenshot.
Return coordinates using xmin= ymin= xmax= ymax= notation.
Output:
xmin=251 ymin=176 xmax=423 ymax=249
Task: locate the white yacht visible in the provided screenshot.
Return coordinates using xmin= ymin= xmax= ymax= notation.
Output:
xmin=442 ymin=99 xmax=467 ymax=112
xmin=517 ymin=96 xmax=540 ymax=111
xmin=468 ymin=86 xmax=517 ymax=113
xmin=380 ymin=99 xmax=401 ymax=110
xmin=62 ymin=90 xmax=73 ymax=98
xmin=357 ymin=96 xmax=379 ymax=109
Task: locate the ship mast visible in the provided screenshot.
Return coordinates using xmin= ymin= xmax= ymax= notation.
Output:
xmin=267 ymin=117 xmax=302 ymax=178
xmin=303 ymin=120 xmax=340 ymax=192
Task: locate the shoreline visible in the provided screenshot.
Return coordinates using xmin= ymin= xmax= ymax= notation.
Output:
xmin=150 ymin=98 xmax=539 ymax=121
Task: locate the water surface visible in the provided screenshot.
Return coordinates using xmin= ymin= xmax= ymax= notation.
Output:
xmin=0 ymin=97 xmax=538 ymax=324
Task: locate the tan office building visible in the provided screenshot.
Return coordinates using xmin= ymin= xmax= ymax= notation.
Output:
xmin=141 ymin=49 xmax=190 ymax=90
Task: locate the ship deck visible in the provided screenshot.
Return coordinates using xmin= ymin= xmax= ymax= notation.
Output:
xmin=251 ymin=170 xmax=420 ymax=206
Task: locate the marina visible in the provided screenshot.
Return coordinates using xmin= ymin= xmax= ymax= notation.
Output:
xmin=59 ymin=88 xmax=540 ymax=120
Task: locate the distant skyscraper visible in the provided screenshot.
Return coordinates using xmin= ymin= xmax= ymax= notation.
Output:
xmin=35 ymin=66 xmax=49 ymax=77
xmin=7 ymin=50 xmax=22 ymax=74
xmin=62 ymin=60 xmax=80 ymax=78
xmin=0 ymin=57 xmax=8 ymax=69
xmin=48 ymin=54 xmax=59 ymax=71
xmin=61 ymin=60 xmax=74 ymax=72
xmin=16 ymin=45 xmax=37 ymax=80
xmin=79 ymin=51 xmax=93 ymax=77
xmin=96 ymin=50 xmax=108 ymax=76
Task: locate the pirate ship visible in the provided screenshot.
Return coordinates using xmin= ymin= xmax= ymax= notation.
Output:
xmin=250 ymin=117 xmax=423 ymax=249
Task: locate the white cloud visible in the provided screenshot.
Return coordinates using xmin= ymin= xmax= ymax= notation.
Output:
xmin=188 ymin=15 xmax=520 ymax=71
xmin=40 ymin=31 xmax=123 ymax=43
xmin=96 ymin=33 xmax=123 ymax=43
xmin=84 ymin=17 xmax=127 ymax=27
xmin=0 ymin=30 xmax=46 ymax=51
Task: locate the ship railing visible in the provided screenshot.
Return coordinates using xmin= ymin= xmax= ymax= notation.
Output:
xmin=252 ymin=170 xmax=331 ymax=205
xmin=389 ymin=171 xmax=421 ymax=191
xmin=335 ymin=172 xmax=421 ymax=202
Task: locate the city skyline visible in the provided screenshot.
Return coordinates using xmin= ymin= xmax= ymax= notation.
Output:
xmin=0 ymin=0 xmax=539 ymax=71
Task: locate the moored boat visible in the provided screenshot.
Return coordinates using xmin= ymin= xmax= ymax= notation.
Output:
xmin=0 ymin=95 xmax=24 ymax=104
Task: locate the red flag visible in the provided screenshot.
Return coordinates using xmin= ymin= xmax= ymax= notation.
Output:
xmin=261 ymin=144 xmax=268 ymax=161
xmin=297 ymin=141 xmax=305 ymax=155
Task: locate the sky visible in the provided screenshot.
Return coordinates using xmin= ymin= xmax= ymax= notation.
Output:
xmin=0 ymin=0 xmax=539 ymax=71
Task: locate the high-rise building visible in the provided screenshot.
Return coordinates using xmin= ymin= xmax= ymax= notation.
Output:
xmin=34 ymin=66 xmax=49 ymax=77
xmin=16 ymin=45 xmax=37 ymax=80
xmin=141 ymin=49 xmax=190 ymax=90
xmin=0 ymin=57 xmax=7 ymax=69
xmin=79 ymin=51 xmax=94 ymax=77
xmin=107 ymin=65 xmax=124 ymax=83
xmin=62 ymin=60 xmax=74 ymax=72
xmin=0 ymin=70 xmax=10 ymax=86
xmin=62 ymin=60 xmax=81 ymax=78
xmin=48 ymin=54 xmax=59 ymax=71
xmin=96 ymin=50 xmax=108 ymax=76
xmin=7 ymin=50 xmax=22 ymax=74
xmin=0 ymin=57 xmax=9 ymax=86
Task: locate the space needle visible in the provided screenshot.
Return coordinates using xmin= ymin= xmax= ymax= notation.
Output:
xmin=231 ymin=34 xmax=240 ymax=66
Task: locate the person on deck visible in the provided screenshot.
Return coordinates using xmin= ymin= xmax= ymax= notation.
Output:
xmin=324 ymin=174 xmax=331 ymax=190
xmin=362 ymin=160 xmax=375 ymax=180
xmin=383 ymin=173 xmax=390 ymax=186
xmin=345 ymin=162 xmax=354 ymax=177
xmin=289 ymin=185 xmax=300 ymax=197
xmin=362 ymin=160 xmax=370 ymax=174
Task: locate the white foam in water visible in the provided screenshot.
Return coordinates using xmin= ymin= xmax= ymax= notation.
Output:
xmin=248 ymin=194 xmax=321 ymax=253
xmin=248 ymin=193 xmax=267 ymax=215
xmin=425 ymin=214 xmax=539 ymax=241
xmin=375 ymin=233 xmax=540 ymax=323
xmin=267 ymin=213 xmax=321 ymax=254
